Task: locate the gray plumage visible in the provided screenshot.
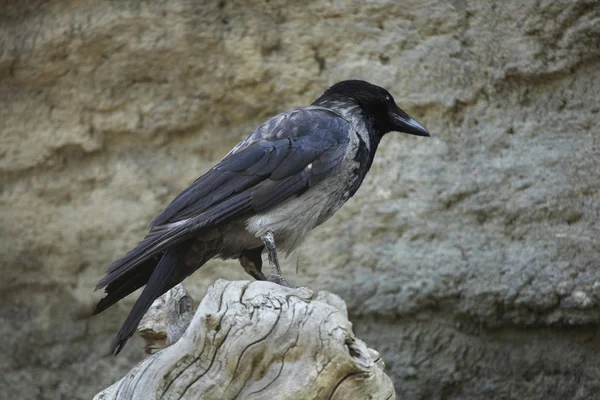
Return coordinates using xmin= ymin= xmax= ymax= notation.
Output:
xmin=94 ymin=80 xmax=430 ymax=354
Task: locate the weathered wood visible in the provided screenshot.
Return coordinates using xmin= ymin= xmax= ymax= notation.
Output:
xmin=137 ymin=283 xmax=195 ymax=354
xmin=94 ymin=280 xmax=395 ymax=400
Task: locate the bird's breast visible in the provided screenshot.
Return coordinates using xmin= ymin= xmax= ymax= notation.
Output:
xmin=245 ymin=153 xmax=364 ymax=254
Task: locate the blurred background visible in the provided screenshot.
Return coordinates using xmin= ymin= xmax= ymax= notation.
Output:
xmin=1 ymin=0 xmax=599 ymax=399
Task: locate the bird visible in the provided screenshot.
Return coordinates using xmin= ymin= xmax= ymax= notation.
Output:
xmin=94 ymin=79 xmax=430 ymax=354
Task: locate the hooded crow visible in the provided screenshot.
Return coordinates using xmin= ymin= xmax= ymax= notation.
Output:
xmin=94 ymin=80 xmax=430 ymax=354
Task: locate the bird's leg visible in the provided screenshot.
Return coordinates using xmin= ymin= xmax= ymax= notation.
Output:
xmin=239 ymin=247 xmax=266 ymax=281
xmin=261 ymin=231 xmax=296 ymax=288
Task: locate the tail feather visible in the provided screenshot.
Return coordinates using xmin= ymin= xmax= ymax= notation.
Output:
xmin=96 ymin=235 xmax=221 ymax=354
xmin=93 ymin=256 xmax=159 ymax=316
xmin=96 ymin=226 xmax=189 ymax=291
xmin=111 ymin=244 xmax=186 ymax=355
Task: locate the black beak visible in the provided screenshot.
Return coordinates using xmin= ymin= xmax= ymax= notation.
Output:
xmin=393 ymin=112 xmax=430 ymax=137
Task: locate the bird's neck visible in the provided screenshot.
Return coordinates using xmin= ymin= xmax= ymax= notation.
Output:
xmin=314 ymin=99 xmax=382 ymax=153
xmin=313 ymin=100 xmax=382 ymax=199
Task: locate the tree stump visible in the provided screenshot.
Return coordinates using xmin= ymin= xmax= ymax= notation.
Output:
xmin=94 ymin=280 xmax=396 ymax=400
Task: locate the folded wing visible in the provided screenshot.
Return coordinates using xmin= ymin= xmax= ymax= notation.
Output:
xmin=96 ymin=108 xmax=351 ymax=290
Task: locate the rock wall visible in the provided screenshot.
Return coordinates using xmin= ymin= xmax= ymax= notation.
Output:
xmin=1 ymin=0 xmax=599 ymax=399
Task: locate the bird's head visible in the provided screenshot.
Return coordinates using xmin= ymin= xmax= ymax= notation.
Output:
xmin=313 ymin=80 xmax=430 ymax=138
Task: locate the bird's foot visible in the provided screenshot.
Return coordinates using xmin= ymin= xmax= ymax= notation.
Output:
xmin=266 ymin=273 xmax=297 ymax=288
xmin=261 ymin=231 xmax=297 ymax=288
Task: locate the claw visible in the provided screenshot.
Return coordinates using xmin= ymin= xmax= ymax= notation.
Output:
xmin=266 ymin=273 xmax=297 ymax=288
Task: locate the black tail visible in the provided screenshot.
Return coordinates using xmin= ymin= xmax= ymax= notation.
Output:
xmin=95 ymin=225 xmax=191 ymax=292
xmin=110 ymin=243 xmax=188 ymax=355
xmin=95 ymin=236 xmax=220 ymax=354
xmin=93 ymin=256 xmax=161 ymax=316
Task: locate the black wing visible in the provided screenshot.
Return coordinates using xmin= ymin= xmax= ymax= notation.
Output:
xmin=150 ymin=107 xmax=349 ymax=225
xmin=96 ymin=107 xmax=350 ymax=289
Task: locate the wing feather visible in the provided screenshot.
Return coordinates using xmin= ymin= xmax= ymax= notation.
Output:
xmin=99 ymin=108 xmax=350 ymax=288
xmin=151 ymin=108 xmax=349 ymax=227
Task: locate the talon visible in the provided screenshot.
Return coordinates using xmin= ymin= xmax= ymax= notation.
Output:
xmin=266 ymin=274 xmax=297 ymax=288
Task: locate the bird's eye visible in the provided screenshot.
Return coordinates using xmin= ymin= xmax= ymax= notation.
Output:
xmin=385 ymin=95 xmax=392 ymax=103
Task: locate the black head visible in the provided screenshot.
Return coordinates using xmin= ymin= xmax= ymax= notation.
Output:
xmin=313 ymin=80 xmax=430 ymax=138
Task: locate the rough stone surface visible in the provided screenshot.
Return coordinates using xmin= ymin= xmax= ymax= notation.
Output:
xmin=1 ymin=0 xmax=599 ymax=399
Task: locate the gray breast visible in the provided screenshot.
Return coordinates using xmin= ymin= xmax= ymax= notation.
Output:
xmin=245 ymin=132 xmax=363 ymax=254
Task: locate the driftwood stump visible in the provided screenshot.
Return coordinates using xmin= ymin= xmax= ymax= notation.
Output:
xmin=94 ymin=280 xmax=395 ymax=400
